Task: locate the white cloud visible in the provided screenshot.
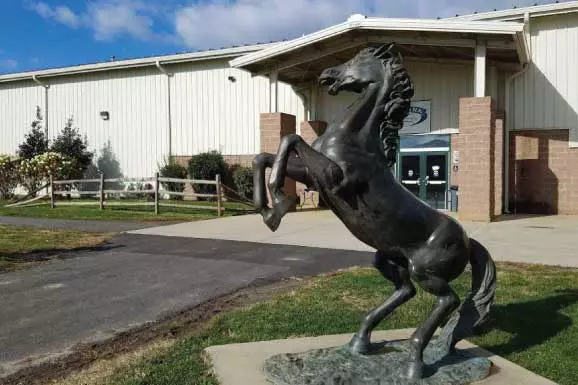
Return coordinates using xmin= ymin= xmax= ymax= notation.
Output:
xmin=87 ymin=0 xmax=155 ymax=41
xmin=32 ymin=2 xmax=80 ymax=28
xmin=0 ymin=59 xmax=18 ymax=71
xmin=174 ymin=0 xmax=572 ymax=49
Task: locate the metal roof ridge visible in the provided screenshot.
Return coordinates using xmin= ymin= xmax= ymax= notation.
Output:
xmin=0 ymin=43 xmax=276 ymax=83
xmin=445 ymin=0 xmax=578 ymax=21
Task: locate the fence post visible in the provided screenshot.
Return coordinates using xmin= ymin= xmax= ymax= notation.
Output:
xmin=50 ymin=175 xmax=55 ymax=209
xmin=155 ymin=172 xmax=160 ymax=215
xmin=99 ymin=173 xmax=105 ymax=210
xmin=216 ymin=174 xmax=222 ymax=217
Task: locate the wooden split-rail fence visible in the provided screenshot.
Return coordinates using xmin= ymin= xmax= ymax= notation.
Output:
xmin=48 ymin=173 xmax=225 ymax=216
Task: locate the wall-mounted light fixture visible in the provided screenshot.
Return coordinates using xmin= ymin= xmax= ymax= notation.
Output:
xmin=228 ymin=75 xmax=236 ymax=83
xmin=100 ymin=111 xmax=110 ymax=120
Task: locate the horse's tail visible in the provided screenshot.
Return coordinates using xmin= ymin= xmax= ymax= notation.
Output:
xmin=435 ymin=238 xmax=497 ymax=354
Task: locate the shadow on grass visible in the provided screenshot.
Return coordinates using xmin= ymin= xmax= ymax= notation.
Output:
xmin=480 ymin=289 xmax=578 ymax=356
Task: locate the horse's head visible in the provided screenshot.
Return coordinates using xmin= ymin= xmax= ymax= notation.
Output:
xmin=319 ymin=43 xmax=398 ymax=96
xmin=318 ymin=43 xmax=414 ymax=168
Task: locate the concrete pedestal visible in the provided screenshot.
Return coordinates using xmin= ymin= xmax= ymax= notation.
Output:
xmin=204 ymin=328 xmax=556 ymax=385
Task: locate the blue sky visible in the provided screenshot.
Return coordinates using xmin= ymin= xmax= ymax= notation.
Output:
xmin=0 ymin=0 xmax=572 ymax=74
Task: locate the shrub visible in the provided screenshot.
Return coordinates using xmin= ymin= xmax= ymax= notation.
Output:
xmin=20 ymin=152 xmax=75 ymax=194
xmin=17 ymin=106 xmax=48 ymax=160
xmin=97 ymin=140 xmax=123 ymax=191
xmin=232 ymin=166 xmax=254 ymax=200
xmin=187 ymin=151 xmax=228 ymax=198
xmin=0 ymin=155 xmax=20 ymax=200
xmin=50 ymin=117 xmax=94 ymax=180
xmin=159 ymin=158 xmax=188 ymax=200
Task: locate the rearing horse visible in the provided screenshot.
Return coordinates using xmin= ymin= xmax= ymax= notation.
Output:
xmin=252 ymin=43 xmax=496 ymax=380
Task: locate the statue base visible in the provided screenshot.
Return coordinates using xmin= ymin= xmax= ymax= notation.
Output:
xmin=263 ymin=339 xmax=490 ymax=385
xmin=203 ymin=329 xmax=556 ymax=385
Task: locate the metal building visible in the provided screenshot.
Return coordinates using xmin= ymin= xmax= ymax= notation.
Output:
xmin=1 ymin=1 xmax=577 ymax=220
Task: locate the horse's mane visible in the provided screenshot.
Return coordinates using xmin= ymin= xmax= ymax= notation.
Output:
xmin=371 ymin=44 xmax=415 ymax=168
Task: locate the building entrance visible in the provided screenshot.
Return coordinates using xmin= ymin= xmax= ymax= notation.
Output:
xmin=397 ymin=134 xmax=450 ymax=210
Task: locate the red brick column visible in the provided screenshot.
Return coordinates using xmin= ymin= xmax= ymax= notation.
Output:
xmin=300 ymin=120 xmax=327 ymax=145
xmin=492 ymin=112 xmax=504 ymax=218
xmin=455 ymin=97 xmax=501 ymax=222
xmin=296 ymin=121 xmax=327 ymax=200
xmin=260 ymin=113 xmax=297 ymax=208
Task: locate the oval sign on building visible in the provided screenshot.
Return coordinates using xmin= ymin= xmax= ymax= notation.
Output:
xmin=400 ymin=100 xmax=431 ymax=135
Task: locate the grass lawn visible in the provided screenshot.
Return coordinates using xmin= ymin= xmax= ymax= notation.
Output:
xmin=60 ymin=263 xmax=578 ymax=385
xmin=0 ymin=199 xmax=253 ymax=222
xmin=0 ymin=225 xmax=112 ymax=272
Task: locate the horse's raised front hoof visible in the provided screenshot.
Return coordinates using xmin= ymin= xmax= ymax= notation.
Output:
xmin=263 ymin=209 xmax=282 ymax=232
xmin=404 ymin=360 xmax=425 ymax=380
xmin=348 ymin=333 xmax=371 ymax=355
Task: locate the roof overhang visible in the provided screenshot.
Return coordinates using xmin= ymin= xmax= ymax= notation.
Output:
xmin=0 ymin=43 xmax=275 ymax=84
xmin=230 ymin=18 xmax=528 ymax=85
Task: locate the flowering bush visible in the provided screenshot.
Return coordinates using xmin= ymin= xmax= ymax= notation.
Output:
xmin=0 ymin=154 xmax=20 ymax=200
xmin=19 ymin=152 xmax=78 ymax=194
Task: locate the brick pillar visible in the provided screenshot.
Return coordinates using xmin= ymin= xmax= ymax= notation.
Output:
xmin=456 ymin=97 xmax=501 ymax=222
xmin=296 ymin=121 xmax=327 ymax=200
xmin=493 ymin=112 xmax=504 ymax=218
xmin=260 ymin=113 xmax=297 ymax=208
xmin=300 ymin=120 xmax=327 ymax=145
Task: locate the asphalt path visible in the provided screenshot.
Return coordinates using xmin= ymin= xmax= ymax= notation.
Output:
xmin=0 ymin=233 xmax=373 ymax=377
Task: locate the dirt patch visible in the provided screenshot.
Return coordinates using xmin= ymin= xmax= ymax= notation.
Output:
xmin=0 ymin=276 xmax=308 ymax=385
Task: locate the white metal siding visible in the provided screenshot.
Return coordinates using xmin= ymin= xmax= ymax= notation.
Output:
xmin=317 ymin=61 xmax=474 ymax=132
xmin=0 ymin=82 xmax=45 ymax=155
xmin=512 ymin=14 xmax=578 ymax=139
xmin=169 ymin=60 xmax=302 ymax=157
xmin=47 ymin=68 xmax=169 ymax=178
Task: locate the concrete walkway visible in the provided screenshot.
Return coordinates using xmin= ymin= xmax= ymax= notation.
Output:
xmin=131 ymin=211 xmax=578 ymax=268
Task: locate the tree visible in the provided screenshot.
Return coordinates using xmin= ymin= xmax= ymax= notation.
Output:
xmin=17 ymin=106 xmax=48 ymax=160
xmin=50 ymin=117 xmax=94 ymax=180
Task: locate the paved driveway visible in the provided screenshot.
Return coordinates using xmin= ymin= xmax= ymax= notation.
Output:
xmin=0 ymin=233 xmax=372 ymax=377
xmin=131 ymin=211 xmax=578 ymax=267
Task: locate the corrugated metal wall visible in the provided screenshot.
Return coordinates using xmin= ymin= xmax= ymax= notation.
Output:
xmin=317 ymin=61 xmax=475 ymax=132
xmin=0 ymin=59 xmax=303 ymax=178
xmin=512 ymin=14 xmax=578 ymax=137
xmin=0 ymin=81 xmax=45 ymax=155
xmin=169 ymin=59 xmax=303 ymax=158
xmin=47 ymin=68 xmax=169 ymax=178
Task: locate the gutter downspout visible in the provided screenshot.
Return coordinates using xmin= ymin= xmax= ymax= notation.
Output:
xmin=32 ymin=75 xmax=49 ymax=144
xmin=156 ymin=61 xmax=173 ymax=159
xmin=503 ymin=12 xmax=530 ymax=214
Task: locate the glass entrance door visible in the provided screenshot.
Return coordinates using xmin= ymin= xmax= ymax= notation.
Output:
xmin=399 ymin=152 xmax=448 ymax=210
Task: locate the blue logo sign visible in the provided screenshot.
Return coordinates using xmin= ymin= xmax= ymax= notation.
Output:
xmin=404 ymin=107 xmax=428 ymax=127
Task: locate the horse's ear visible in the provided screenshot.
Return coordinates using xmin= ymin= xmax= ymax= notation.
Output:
xmin=374 ymin=43 xmax=395 ymax=58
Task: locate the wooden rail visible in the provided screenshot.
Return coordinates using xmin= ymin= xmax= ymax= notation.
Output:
xmin=48 ymin=173 xmax=224 ymax=216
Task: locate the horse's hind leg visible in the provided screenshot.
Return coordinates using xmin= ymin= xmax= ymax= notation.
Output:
xmin=405 ymin=263 xmax=461 ymax=379
xmin=350 ymin=251 xmax=416 ymax=354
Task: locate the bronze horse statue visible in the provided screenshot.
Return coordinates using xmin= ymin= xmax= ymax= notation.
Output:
xmin=252 ymin=43 xmax=496 ymax=380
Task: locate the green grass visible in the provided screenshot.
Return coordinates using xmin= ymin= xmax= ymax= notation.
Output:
xmin=0 ymin=225 xmax=112 ymax=272
xmin=0 ymin=199 xmax=253 ymax=222
xmin=100 ymin=263 xmax=578 ymax=385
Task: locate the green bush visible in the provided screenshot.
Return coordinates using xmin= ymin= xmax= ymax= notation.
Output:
xmin=159 ymin=158 xmax=188 ymax=200
xmin=17 ymin=106 xmax=48 ymax=160
xmin=232 ymin=166 xmax=254 ymax=200
xmin=187 ymin=151 xmax=228 ymax=198
xmin=50 ymin=117 xmax=94 ymax=180
xmin=0 ymin=155 xmax=20 ymax=200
